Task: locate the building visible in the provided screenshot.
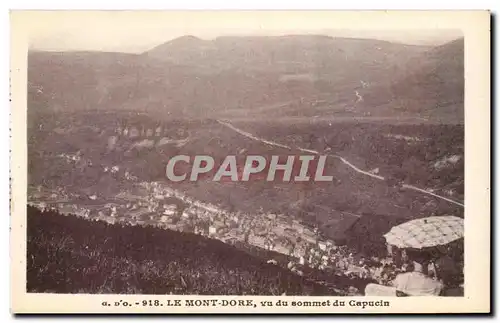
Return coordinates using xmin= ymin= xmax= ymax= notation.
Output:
xmin=163 ymin=208 xmax=176 ymax=216
xmin=129 ymin=127 xmax=140 ymax=138
xmin=227 ymin=219 xmax=238 ymax=229
xmin=195 ymin=224 xmax=209 ymax=236
xmin=155 ymin=126 xmax=162 ymax=136
xmin=182 ymin=209 xmax=195 ymax=219
xmin=154 ymin=193 xmax=166 ymax=200
xmin=318 ymin=241 xmax=327 ymax=252
xmin=208 ymin=220 xmax=228 ymax=236
xmin=81 ymin=209 xmax=90 ymax=218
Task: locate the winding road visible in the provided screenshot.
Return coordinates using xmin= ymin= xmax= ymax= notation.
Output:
xmin=217 ymin=120 xmax=465 ymax=208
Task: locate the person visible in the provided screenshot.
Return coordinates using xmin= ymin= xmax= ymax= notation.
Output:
xmin=365 ymin=249 xmax=443 ymax=296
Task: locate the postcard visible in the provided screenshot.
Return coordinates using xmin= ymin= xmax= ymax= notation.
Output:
xmin=10 ymin=10 xmax=490 ymax=314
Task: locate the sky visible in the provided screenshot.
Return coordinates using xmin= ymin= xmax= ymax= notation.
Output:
xmin=18 ymin=11 xmax=464 ymax=53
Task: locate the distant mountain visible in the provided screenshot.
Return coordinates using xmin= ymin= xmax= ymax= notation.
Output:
xmin=28 ymin=50 xmax=302 ymax=116
xmin=28 ymin=50 xmax=199 ymax=113
xmin=145 ymin=35 xmax=427 ymax=78
xmin=360 ymin=38 xmax=464 ymax=121
xmin=28 ymin=35 xmax=463 ymax=122
xmin=142 ymin=35 xmax=218 ymax=66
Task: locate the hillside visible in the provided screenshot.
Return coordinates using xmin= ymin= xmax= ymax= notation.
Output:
xmin=360 ymin=38 xmax=464 ymax=122
xmin=144 ymin=35 xmax=426 ymax=76
xmin=28 ymin=50 xmax=314 ymax=117
xmin=27 ymin=204 xmax=340 ymax=295
xmin=28 ymin=35 xmax=464 ymax=121
xmin=27 ymin=51 xmax=206 ymax=115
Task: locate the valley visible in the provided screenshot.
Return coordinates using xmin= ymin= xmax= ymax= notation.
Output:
xmin=26 ymin=33 xmax=465 ymax=295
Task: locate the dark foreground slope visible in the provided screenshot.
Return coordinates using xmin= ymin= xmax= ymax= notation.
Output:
xmin=26 ymin=205 xmax=337 ymax=295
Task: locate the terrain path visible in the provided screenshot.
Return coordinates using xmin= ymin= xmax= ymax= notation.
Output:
xmin=217 ymin=120 xmax=465 ymax=208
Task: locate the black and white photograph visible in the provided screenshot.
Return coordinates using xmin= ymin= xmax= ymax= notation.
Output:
xmin=10 ymin=10 xmax=490 ymax=314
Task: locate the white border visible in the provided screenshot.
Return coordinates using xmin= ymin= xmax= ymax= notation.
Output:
xmin=4 ymin=1 xmax=497 ymax=322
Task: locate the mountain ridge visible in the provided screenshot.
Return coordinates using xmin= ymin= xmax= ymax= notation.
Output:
xmin=28 ymin=35 xmax=464 ymax=122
